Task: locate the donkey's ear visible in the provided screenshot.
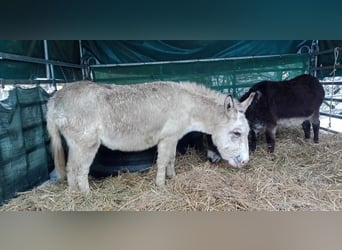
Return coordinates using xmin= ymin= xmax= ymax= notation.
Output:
xmin=240 ymin=91 xmax=256 ymax=112
xmin=224 ymin=94 xmax=234 ymax=110
xmin=255 ymin=90 xmax=262 ymax=100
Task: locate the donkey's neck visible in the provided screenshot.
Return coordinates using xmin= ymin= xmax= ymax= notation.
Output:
xmin=184 ymin=98 xmax=227 ymax=135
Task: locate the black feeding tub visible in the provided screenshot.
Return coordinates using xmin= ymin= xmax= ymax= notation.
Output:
xmin=89 ymin=132 xmax=205 ymax=178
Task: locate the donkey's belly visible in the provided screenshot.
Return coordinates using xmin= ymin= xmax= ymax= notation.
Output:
xmin=100 ymin=133 xmax=160 ymax=152
xmin=277 ymin=116 xmax=312 ymax=127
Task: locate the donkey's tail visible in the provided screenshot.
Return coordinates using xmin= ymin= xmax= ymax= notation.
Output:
xmin=46 ymin=112 xmax=66 ymax=180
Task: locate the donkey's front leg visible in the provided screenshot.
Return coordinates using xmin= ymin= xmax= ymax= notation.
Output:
xmin=166 ymin=151 xmax=176 ymax=179
xmin=156 ymin=138 xmax=177 ymax=186
xmin=265 ymin=124 xmax=277 ymax=153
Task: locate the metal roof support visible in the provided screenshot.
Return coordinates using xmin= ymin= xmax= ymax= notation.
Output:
xmin=44 ymin=40 xmax=56 ymax=89
xmin=309 ymin=40 xmax=319 ymax=77
xmin=43 ymin=40 xmax=51 ymax=79
xmin=0 ymin=52 xmax=83 ymax=68
xmin=79 ymin=40 xmax=86 ymax=80
xmin=0 ymin=49 xmax=84 ymax=86
xmin=90 ymin=53 xmax=306 ymax=68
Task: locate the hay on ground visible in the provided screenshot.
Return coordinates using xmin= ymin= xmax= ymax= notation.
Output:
xmin=1 ymin=128 xmax=341 ymax=211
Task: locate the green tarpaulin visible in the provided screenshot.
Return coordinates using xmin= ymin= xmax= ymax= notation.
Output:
xmin=0 ymin=86 xmax=53 ymax=204
xmin=92 ymin=53 xmax=310 ymax=97
xmin=82 ymin=40 xmax=312 ymax=64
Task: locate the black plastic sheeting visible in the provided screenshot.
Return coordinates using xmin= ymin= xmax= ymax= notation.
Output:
xmin=89 ymin=132 xmax=205 ymax=179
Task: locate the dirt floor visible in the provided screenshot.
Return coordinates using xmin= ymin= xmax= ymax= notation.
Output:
xmin=1 ymin=128 xmax=341 ymax=211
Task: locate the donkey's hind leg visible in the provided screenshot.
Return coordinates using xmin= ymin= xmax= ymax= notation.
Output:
xmin=311 ymin=110 xmax=320 ymax=143
xmin=66 ymin=138 xmax=100 ymax=193
xmin=302 ymin=120 xmax=311 ymax=139
xmin=156 ymin=138 xmax=178 ymax=186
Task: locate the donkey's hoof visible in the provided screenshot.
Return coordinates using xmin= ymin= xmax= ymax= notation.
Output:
xmin=155 ymin=179 xmax=166 ymax=187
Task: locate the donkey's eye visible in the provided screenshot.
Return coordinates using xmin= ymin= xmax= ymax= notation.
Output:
xmin=232 ymin=131 xmax=241 ymax=137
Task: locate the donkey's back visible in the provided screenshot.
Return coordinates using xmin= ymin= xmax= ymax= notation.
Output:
xmin=48 ymin=81 xmax=207 ymax=151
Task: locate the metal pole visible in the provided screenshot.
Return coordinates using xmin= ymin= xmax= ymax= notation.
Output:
xmin=90 ymin=53 xmax=305 ymax=68
xmin=44 ymin=40 xmax=56 ymax=88
xmin=79 ymin=40 xmax=86 ymax=80
xmin=313 ymin=40 xmax=319 ymax=77
xmin=43 ymin=40 xmax=50 ymax=79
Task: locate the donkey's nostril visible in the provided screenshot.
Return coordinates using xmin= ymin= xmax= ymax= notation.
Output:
xmin=231 ymin=156 xmax=248 ymax=168
xmin=237 ymin=156 xmax=248 ymax=167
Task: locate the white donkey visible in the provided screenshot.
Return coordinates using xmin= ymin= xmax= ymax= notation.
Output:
xmin=46 ymin=81 xmax=255 ymax=192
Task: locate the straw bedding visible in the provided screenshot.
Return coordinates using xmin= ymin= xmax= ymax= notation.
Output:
xmin=1 ymin=128 xmax=341 ymax=211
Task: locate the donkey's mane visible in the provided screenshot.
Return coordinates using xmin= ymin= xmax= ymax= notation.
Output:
xmin=176 ymin=81 xmax=226 ymax=105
